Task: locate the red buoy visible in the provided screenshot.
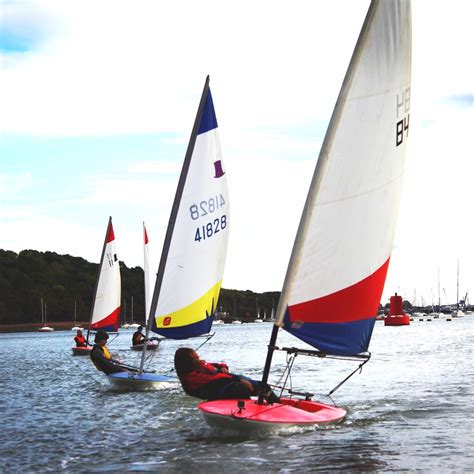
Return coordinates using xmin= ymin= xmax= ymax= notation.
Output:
xmin=384 ymin=293 xmax=410 ymax=326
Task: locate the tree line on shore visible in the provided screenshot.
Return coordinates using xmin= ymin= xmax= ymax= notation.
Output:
xmin=0 ymin=249 xmax=280 ymax=325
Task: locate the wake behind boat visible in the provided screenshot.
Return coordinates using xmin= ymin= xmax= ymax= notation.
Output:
xmin=199 ymin=0 xmax=412 ymax=432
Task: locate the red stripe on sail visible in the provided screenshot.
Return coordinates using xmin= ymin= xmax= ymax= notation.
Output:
xmin=106 ymin=222 xmax=115 ymax=243
xmin=144 ymin=226 xmax=149 ymax=245
xmin=288 ymin=258 xmax=390 ymax=324
xmin=90 ymin=306 xmax=120 ymax=332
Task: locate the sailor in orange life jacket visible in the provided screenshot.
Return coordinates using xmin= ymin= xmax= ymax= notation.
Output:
xmin=74 ymin=329 xmax=87 ymax=347
xmin=90 ymin=330 xmax=129 ymax=375
xmin=174 ymin=348 xmax=280 ymax=403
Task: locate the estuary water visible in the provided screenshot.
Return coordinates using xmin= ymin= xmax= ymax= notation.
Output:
xmin=1 ymin=317 xmax=473 ymax=472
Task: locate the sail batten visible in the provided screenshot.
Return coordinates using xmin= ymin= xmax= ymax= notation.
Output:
xmin=273 ymin=0 xmax=411 ymax=356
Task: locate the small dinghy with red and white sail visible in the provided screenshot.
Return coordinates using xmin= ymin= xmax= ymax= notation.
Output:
xmin=199 ymin=0 xmax=412 ymax=432
xmin=108 ymin=76 xmax=230 ymax=389
xmin=129 ymin=224 xmax=160 ymax=352
xmin=72 ymin=217 xmax=121 ymax=356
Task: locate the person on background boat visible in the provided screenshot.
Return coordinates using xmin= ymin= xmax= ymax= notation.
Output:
xmin=174 ymin=348 xmax=279 ymax=403
xmin=90 ymin=330 xmax=129 ymax=375
xmin=132 ymin=325 xmax=146 ymax=346
xmin=74 ymin=329 xmax=87 ymax=347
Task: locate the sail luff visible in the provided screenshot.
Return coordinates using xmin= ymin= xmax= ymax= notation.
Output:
xmin=86 ymin=216 xmax=113 ymax=345
xmin=273 ymin=1 xmax=378 ymax=328
xmin=139 ymin=76 xmax=211 ymax=373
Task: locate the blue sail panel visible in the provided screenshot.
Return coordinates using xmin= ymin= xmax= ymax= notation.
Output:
xmin=197 ymin=91 xmax=218 ymax=135
xmin=283 ymin=309 xmax=376 ymax=356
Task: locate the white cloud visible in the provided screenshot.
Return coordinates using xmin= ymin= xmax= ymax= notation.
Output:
xmin=1 ymin=0 xmax=474 ymax=304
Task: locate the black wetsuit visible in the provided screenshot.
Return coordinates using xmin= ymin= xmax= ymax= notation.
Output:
xmin=90 ymin=344 xmax=125 ymax=375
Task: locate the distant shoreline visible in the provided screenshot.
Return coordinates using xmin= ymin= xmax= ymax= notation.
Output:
xmin=0 ymin=322 xmax=91 ymax=333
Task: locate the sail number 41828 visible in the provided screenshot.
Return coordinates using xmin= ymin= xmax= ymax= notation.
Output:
xmin=194 ymin=215 xmax=227 ymax=242
xmin=189 ymin=194 xmax=226 ymax=220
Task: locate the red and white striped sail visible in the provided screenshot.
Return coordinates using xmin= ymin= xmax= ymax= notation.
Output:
xmin=276 ymin=0 xmax=412 ymax=355
xmin=143 ymin=223 xmax=152 ymax=323
xmin=89 ymin=217 xmax=121 ymax=332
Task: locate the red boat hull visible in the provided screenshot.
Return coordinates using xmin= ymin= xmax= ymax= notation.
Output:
xmin=71 ymin=346 xmax=92 ymax=356
xmin=198 ymin=397 xmax=346 ymax=432
xmin=130 ymin=342 xmax=159 ymax=351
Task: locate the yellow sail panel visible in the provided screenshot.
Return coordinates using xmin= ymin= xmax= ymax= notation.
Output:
xmin=155 ymin=281 xmax=222 ymax=329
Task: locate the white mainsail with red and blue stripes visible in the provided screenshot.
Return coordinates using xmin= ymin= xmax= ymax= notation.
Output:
xmin=89 ymin=217 xmax=121 ymax=332
xmin=150 ymin=77 xmax=229 ymax=339
xmin=275 ymin=0 xmax=412 ymax=356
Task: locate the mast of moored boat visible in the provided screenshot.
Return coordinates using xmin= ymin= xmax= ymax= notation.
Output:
xmin=86 ymin=216 xmax=113 ymax=346
xmin=258 ymin=1 xmax=379 ymax=404
xmin=139 ymin=76 xmax=212 ymax=374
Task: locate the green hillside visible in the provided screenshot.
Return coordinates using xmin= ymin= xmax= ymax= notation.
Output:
xmin=0 ymin=249 xmax=279 ymax=325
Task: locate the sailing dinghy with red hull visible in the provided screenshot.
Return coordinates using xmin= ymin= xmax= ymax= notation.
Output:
xmin=108 ymin=77 xmax=230 ymax=389
xmin=72 ymin=217 xmax=121 ymax=356
xmin=199 ymin=0 xmax=412 ymax=432
xmin=129 ymin=224 xmax=159 ymax=352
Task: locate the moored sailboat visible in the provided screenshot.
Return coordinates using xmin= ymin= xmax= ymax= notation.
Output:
xmin=108 ymin=76 xmax=230 ymax=389
xmin=199 ymin=0 xmax=412 ymax=432
xmin=72 ymin=217 xmax=121 ymax=356
xmin=38 ymin=298 xmax=54 ymax=332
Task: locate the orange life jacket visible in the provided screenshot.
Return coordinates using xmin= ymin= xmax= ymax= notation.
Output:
xmin=75 ymin=335 xmax=86 ymax=347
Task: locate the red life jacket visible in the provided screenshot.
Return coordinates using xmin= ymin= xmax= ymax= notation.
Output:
xmin=75 ymin=335 xmax=86 ymax=347
xmin=180 ymin=360 xmax=232 ymax=395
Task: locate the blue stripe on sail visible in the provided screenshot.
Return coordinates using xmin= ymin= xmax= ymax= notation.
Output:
xmin=282 ymin=310 xmax=376 ymax=356
xmin=152 ymin=316 xmax=213 ymax=340
xmin=197 ymin=90 xmax=218 ymax=135
xmin=95 ymin=324 xmax=117 ymax=332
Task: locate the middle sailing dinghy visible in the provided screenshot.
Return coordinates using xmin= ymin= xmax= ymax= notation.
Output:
xmin=108 ymin=76 xmax=230 ymax=389
xmin=199 ymin=0 xmax=412 ymax=432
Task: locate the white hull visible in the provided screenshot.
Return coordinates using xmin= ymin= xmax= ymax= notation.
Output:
xmin=38 ymin=326 xmax=54 ymax=332
xmin=107 ymin=372 xmax=177 ymax=391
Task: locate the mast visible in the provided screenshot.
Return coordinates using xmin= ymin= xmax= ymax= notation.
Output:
xmin=456 ymin=258 xmax=460 ymax=310
xmin=258 ymin=1 xmax=379 ymax=402
xmin=139 ymin=76 xmax=211 ymax=374
xmin=437 ymin=268 xmax=441 ymax=313
xmin=86 ymin=216 xmax=113 ymax=345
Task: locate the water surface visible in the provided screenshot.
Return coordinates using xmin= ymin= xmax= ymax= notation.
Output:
xmin=1 ymin=317 xmax=472 ymax=471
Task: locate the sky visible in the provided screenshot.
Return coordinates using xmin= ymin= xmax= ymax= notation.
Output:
xmin=1 ymin=0 xmax=473 ymax=307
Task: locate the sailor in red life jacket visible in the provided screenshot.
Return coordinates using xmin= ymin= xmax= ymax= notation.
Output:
xmin=174 ymin=348 xmax=279 ymax=403
xmin=74 ymin=329 xmax=87 ymax=347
